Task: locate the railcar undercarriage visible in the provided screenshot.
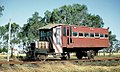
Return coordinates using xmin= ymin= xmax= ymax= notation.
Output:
xmin=26 ymin=44 xmax=98 ymax=61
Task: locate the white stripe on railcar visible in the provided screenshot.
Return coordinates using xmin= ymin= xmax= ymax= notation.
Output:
xmin=53 ymin=26 xmax=63 ymax=53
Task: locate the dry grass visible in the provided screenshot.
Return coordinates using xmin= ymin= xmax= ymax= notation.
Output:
xmin=0 ymin=62 xmax=120 ymax=72
xmin=0 ymin=53 xmax=120 ymax=72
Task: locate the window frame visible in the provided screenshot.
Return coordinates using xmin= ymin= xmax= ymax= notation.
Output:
xmin=84 ymin=33 xmax=89 ymax=37
xmin=105 ymin=34 xmax=108 ymax=38
xmin=95 ymin=33 xmax=100 ymax=38
xmin=72 ymin=32 xmax=78 ymax=37
xmin=79 ymin=32 xmax=84 ymax=37
xmin=90 ymin=33 xmax=95 ymax=38
xmin=63 ymin=27 xmax=66 ymax=36
xmin=104 ymin=34 xmax=109 ymax=39
xmin=100 ymin=34 xmax=104 ymax=38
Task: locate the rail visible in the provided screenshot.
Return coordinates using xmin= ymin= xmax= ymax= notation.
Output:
xmin=0 ymin=57 xmax=120 ymax=65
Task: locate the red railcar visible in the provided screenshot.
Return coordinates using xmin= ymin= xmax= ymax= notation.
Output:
xmin=27 ymin=24 xmax=109 ymax=60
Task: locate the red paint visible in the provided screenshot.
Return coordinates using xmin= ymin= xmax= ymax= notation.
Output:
xmin=61 ymin=25 xmax=109 ymax=48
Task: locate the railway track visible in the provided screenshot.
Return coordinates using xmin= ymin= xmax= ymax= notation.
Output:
xmin=47 ymin=57 xmax=120 ymax=62
xmin=0 ymin=57 xmax=120 ymax=65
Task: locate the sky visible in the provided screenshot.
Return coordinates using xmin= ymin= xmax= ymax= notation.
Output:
xmin=0 ymin=0 xmax=120 ymax=40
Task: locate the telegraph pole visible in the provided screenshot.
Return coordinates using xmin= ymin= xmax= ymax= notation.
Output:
xmin=7 ymin=18 xmax=11 ymax=62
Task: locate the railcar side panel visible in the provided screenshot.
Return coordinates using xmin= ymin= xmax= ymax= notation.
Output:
xmin=62 ymin=25 xmax=109 ymax=48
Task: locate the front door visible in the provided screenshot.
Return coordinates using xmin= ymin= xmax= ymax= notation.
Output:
xmin=66 ymin=26 xmax=72 ymax=47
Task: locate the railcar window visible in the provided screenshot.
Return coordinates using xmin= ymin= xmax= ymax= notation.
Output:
xmin=100 ymin=34 xmax=104 ymax=37
xmin=73 ymin=32 xmax=78 ymax=36
xmin=67 ymin=28 xmax=69 ymax=36
xmin=39 ymin=30 xmax=51 ymax=41
xmin=70 ymin=26 xmax=72 ymax=36
xmin=95 ymin=33 xmax=99 ymax=37
xmin=84 ymin=33 xmax=89 ymax=37
xmin=105 ymin=34 xmax=108 ymax=38
xmin=63 ymin=27 xmax=66 ymax=36
xmin=90 ymin=33 xmax=94 ymax=37
xmin=47 ymin=31 xmax=52 ymax=36
xmin=56 ymin=28 xmax=61 ymax=44
xmin=79 ymin=33 xmax=84 ymax=37
xmin=40 ymin=31 xmax=52 ymax=37
xmin=70 ymin=38 xmax=72 ymax=43
xmin=40 ymin=31 xmax=46 ymax=37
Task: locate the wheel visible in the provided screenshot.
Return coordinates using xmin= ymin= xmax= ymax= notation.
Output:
xmin=61 ymin=56 xmax=67 ymax=60
xmin=87 ymin=50 xmax=95 ymax=59
xmin=76 ymin=52 xmax=83 ymax=59
xmin=60 ymin=52 xmax=70 ymax=60
xmin=26 ymin=51 xmax=34 ymax=61
xmin=66 ymin=52 xmax=70 ymax=59
xmin=61 ymin=53 xmax=67 ymax=60
xmin=36 ymin=54 xmax=47 ymax=61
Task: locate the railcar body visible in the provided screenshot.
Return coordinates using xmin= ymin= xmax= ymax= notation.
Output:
xmin=26 ymin=24 xmax=109 ymax=60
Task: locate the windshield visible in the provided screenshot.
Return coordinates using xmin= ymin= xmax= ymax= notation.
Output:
xmin=39 ymin=30 xmax=52 ymax=41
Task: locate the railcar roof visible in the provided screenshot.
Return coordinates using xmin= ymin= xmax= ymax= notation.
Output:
xmin=39 ymin=24 xmax=65 ymax=29
xmin=39 ymin=24 xmax=108 ymax=30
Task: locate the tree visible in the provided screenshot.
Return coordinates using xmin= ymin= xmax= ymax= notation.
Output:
xmin=18 ymin=12 xmax=44 ymax=50
xmin=0 ymin=5 xmax=4 ymax=17
xmin=0 ymin=48 xmax=2 ymax=53
xmin=49 ymin=4 xmax=88 ymax=25
xmin=27 ymin=12 xmax=43 ymax=39
xmin=11 ymin=23 xmax=21 ymax=45
xmin=109 ymin=31 xmax=117 ymax=48
xmin=44 ymin=10 xmax=52 ymax=23
xmin=2 ymin=47 xmax=8 ymax=53
xmin=0 ymin=26 xmax=7 ymax=39
xmin=3 ymin=23 xmax=20 ymax=44
xmin=0 ymin=26 xmax=8 ymax=51
xmin=83 ymin=14 xmax=104 ymax=28
xmin=43 ymin=4 xmax=104 ymax=28
xmin=105 ymin=31 xmax=118 ymax=56
xmin=112 ymin=40 xmax=120 ymax=52
xmin=0 ymin=42 xmax=2 ymax=53
xmin=1 ymin=23 xmax=20 ymax=57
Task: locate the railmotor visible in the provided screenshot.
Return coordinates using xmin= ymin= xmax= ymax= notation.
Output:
xmin=26 ymin=24 xmax=109 ymax=60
